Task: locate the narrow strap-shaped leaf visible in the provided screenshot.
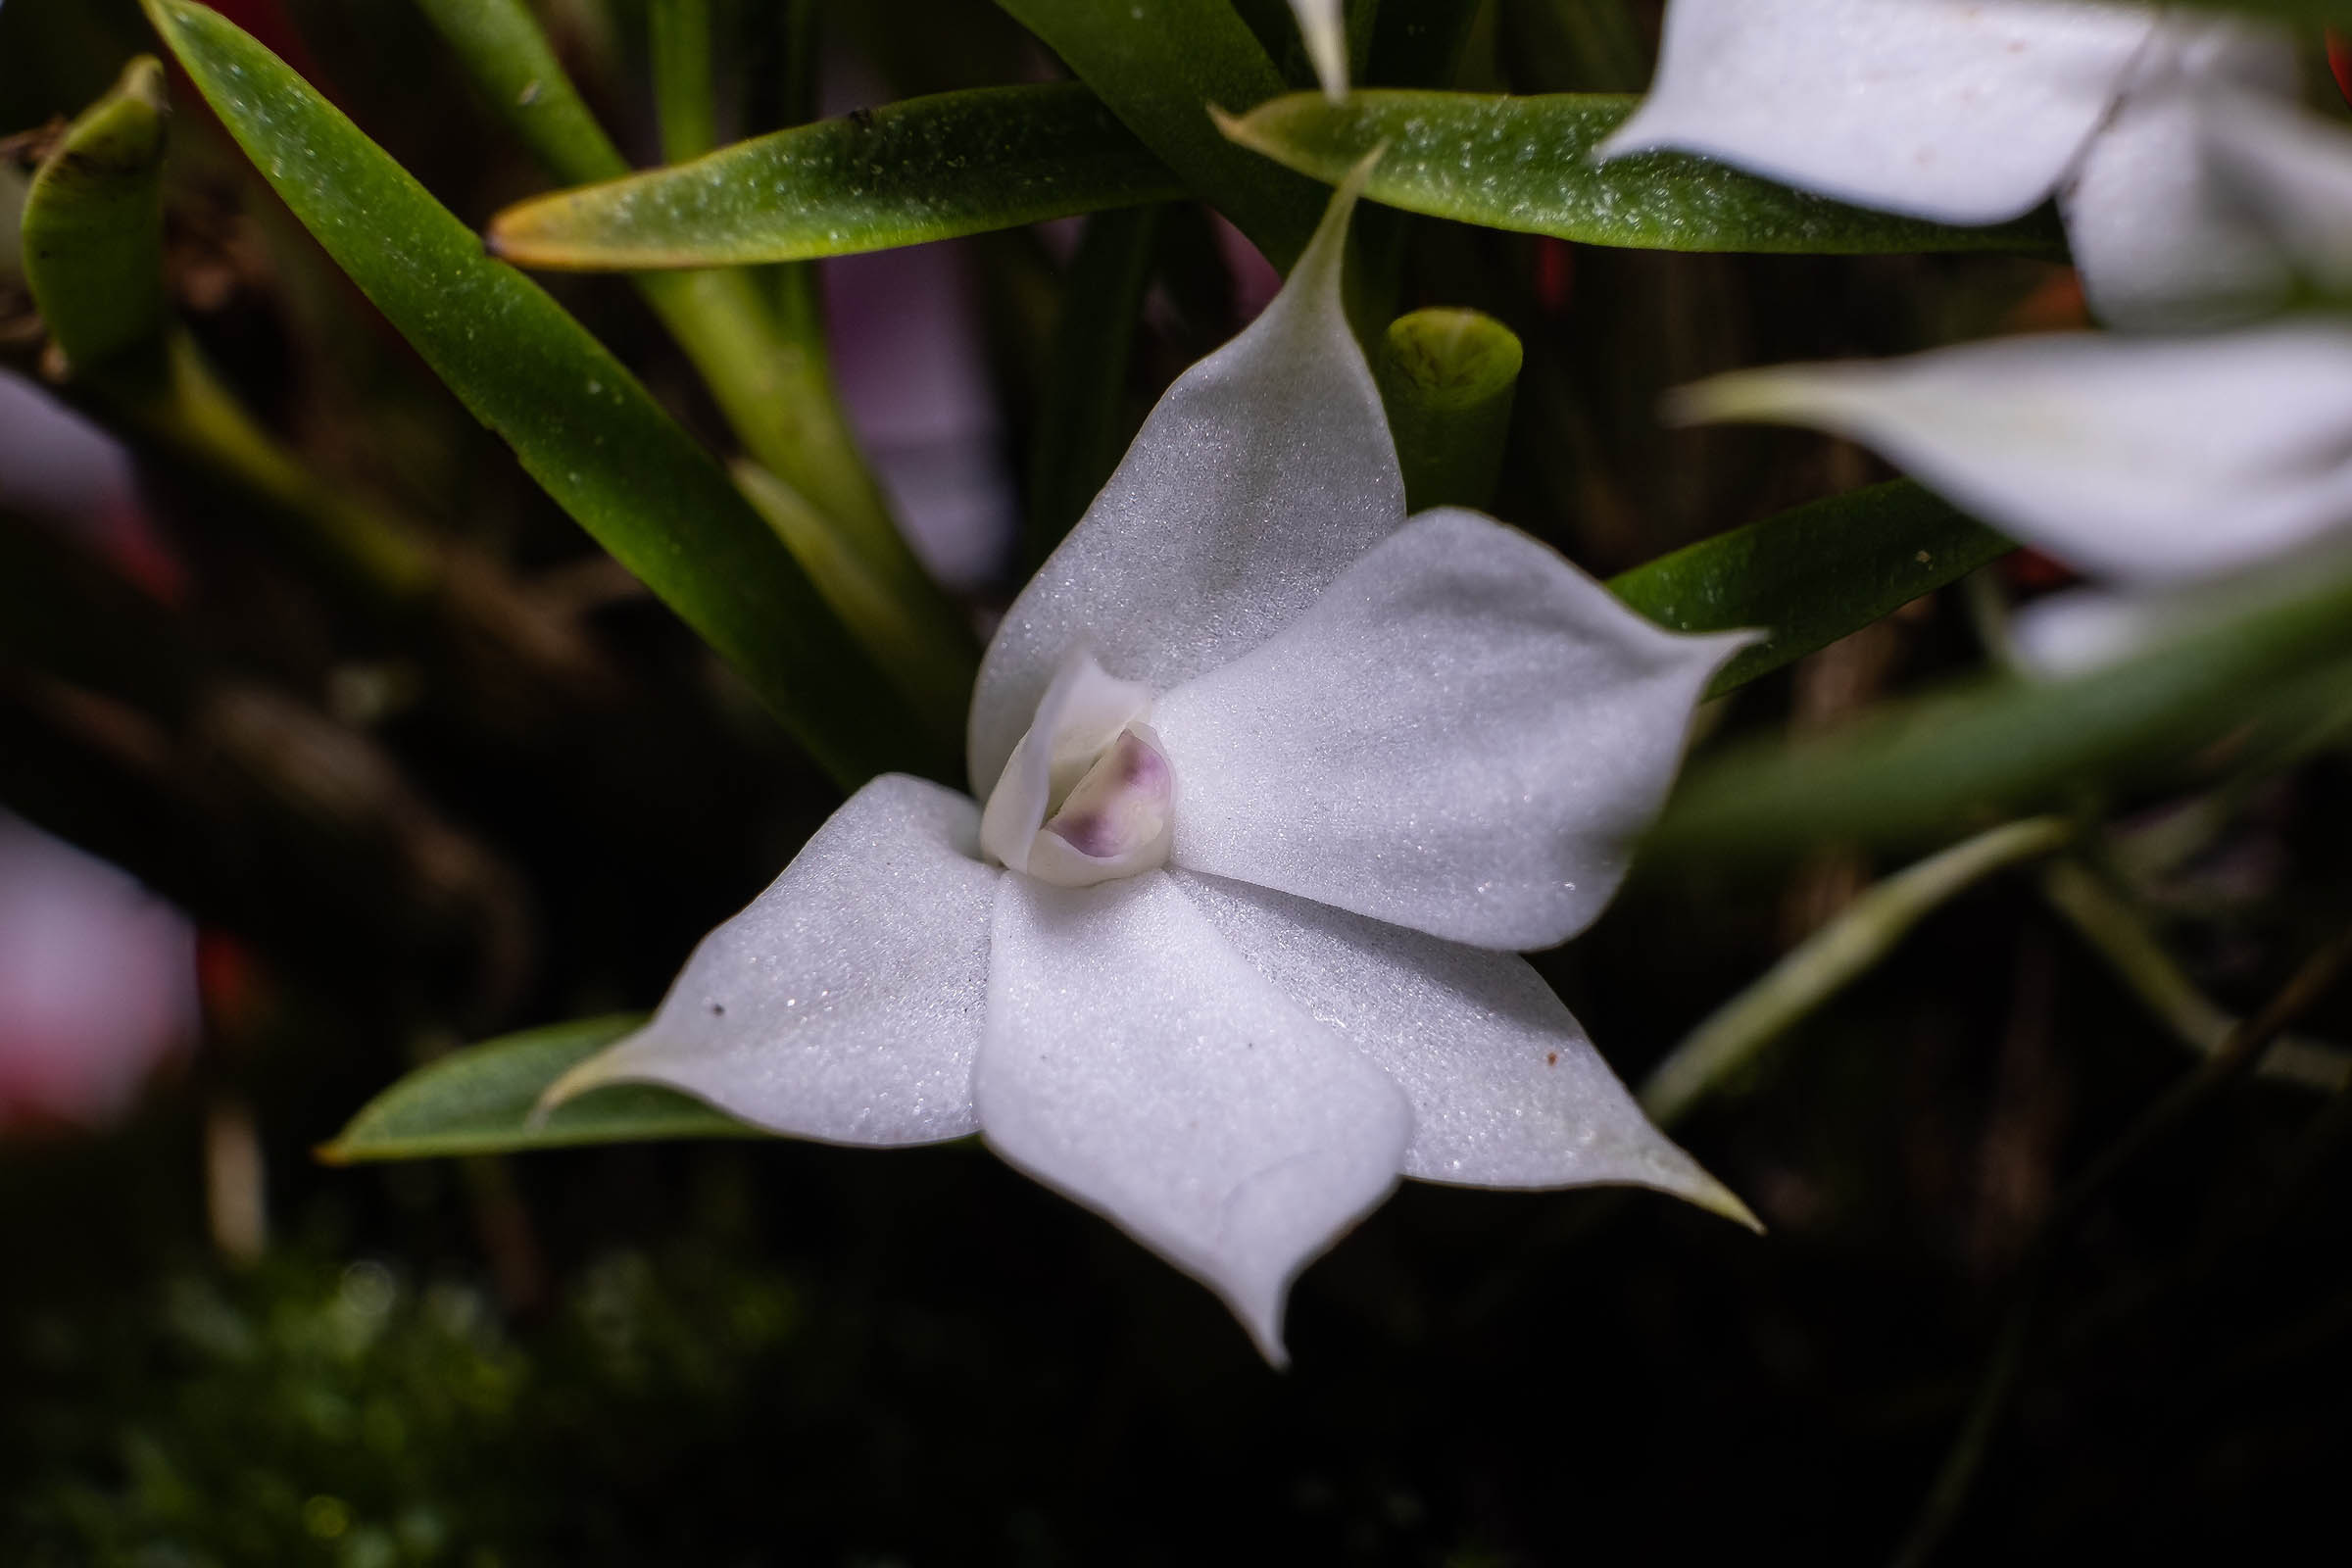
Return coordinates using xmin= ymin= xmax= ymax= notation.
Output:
xmin=408 ymin=0 xmax=630 ymax=184
xmin=318 ymin=1015 xmax=757 ymax=1162
xmin=1606 ymin=480 xmax=2014 ymax=697
xmin=1642 ymin=817 xmax=2075 ymax=1126
xmin=20 ymin=56 xmax=172 ymax=368
xmin=489 ymin=84 xmax=1186 ymax=270
xmin=1648 ymin=550 xmax=2352 ymax=861
xmin=1223 ymin=91 xmax=2068 ymax=256
xmin=997 ymin=0 xmax=1327 ymax=269
xmin=144 ymin=0 xmax=942 ymax=787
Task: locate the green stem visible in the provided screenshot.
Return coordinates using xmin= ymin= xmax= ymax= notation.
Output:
xmin=1373 ymin=306 xmax=1522 ymax=513
xmin=1642 ymin=817 xmax=2075 ymax=1126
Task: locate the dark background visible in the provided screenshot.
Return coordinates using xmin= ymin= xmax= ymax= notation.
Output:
xmin=4 ymin=2 xmax=2349 ymax=1562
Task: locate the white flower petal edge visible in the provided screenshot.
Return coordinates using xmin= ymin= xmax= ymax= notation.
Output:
xmin=1288 ymin=0 xmax=1348 ymax=101
xmin=541 ymin=776 xmax=994 ymax=1144
xmin=1173 ymin=869 xmax=1757 ymax=1224
xmin=1152 ymin=507 xmax=1753 ymax=950
xmin=1669 ymin=327 xmax=2352 ymax=585
xmin=966 ymin=158 xmax=1403 ymax=793
xmin=2057 ymin=21 xmax=2306 ymax=328
xmin=978 ymin=869 xmax=1412 ymax=1364
xmin=2201 ymin=93 xmax=2352 ymax=304
xmin=1594 ymin=0 xmax=2153 ymax=225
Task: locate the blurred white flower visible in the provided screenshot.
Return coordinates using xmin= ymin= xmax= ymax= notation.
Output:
xmin=1671 ymin=323 xmax=2352 ymax=671
xmin=1599 ymin=0 xmax=2352 ymax=328
xmin=0 ymin=811 xmax=197 ymax=1130
xmin=549 ymin=172 xmax=1754 ymax=1362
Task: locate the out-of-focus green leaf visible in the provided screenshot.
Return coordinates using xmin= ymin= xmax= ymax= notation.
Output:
xmin=1648 ymin=550 xmax=2352 ymax=861
xmin=409 ymin=0 xmax=626 ymax=186
xmin=1642 ymin=817 xmax=2075 ymax=1126
xmin=143 ymin=0 xmax=941 ymax=787
xmin=1607 ymin=481 xmax=2014 ymax=697
xmin=421 ymin=0 xmax=976 ymax=742
xmin=997 ymin=0 xmax=1327 ymax=268
xmin=20 ymin=55 xmax=171 ymax=368
xmin=1223 ymin=91 xmax=2068 ymax=256
xmin=489 ymin=85 xmax=1184 ymax=270
xmin=1026 ymin=203 xmax=1163 ymax=567
xmin=318 ymin=1016 xmax=754 ymax=1162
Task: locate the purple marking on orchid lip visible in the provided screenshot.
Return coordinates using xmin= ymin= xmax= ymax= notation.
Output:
xmin=1120 ymin=735 xmax=1171 ymax=791
xmin=1040 ymin=728 xmax=1175 ymax=866
xmin=1049 ymin=810 xmax=1119 ymax=858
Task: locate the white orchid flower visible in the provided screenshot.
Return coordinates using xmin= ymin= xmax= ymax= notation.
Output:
xmin=1289 ymin=0 xmax=1349 ymax=101
xmin=545 ymin=172 xmax=1756 ymax=1362
xmin=1597 ymin=0 xmax=2352 ymax=328
xmin=1672 ymin=323 xmax=2352 ymax=671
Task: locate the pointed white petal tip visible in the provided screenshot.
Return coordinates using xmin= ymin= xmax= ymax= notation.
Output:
xmin=1289 ymin=0 xmax=1349 ymax=102
xmin=532 ymin=1046 xmax=626 ymax=1125
xmin=1683 ymin=1169 xmax=1765 ymax=1235
xmin=1661 ymin=367 xmax=1856 ymax=430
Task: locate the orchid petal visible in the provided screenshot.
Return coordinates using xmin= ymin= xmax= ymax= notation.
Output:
xmin=1289 ymin=0 xmax=1348 ymax=101
xmin=2062 ymin=88 xmax=2293 ymax=329
xmin=1151 ymin=508 xmax=1749 ymax=951
xmin=2008 ymin=586 xmax=2166 ymax=678
xmin=1672 ymin=328 xmax=2352 ymax=584
xmin=2201 ymin=94 xmax=2352 ymax=302
xmin=967 ymin=162 xmax=1403 ymax=793
xmin=1172 ymin=869 xmax=1755 ymax=1224
xmin=543 ymin=776 xmax=994 ymax=1145
xmin=1597 ymin=0 xmax=2153 ymax=226
xmin=2059 ymin=20 xmax=2303 ymax=328
xmin=978 ymin=869 xmax=1410 ymax=1362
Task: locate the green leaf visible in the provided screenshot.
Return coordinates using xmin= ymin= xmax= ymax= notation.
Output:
xmin=418 ymin=0 xmax=975 ymax=749
xmin=1606 ymin=480 xmax=2014 ymax=697
xmin=143 ymin=0 xmax=944 ymax=788
xmin=1222 ymin=91 xmax=2068 ymax=256
xmin=409 ymin=0 xmax=633 ymax=187
xmin=20 ymin=56 xmax=171 ymax=368
xmin=318 ymin=1015 xmax=756 ymax=1162
xmin=1647 ymin=552 xmax=2352 ymax=862
xmin=997 ymin=0 xmax=1328 ymax=269
xmin=488 ymin=84 xmax=1185 ymax=270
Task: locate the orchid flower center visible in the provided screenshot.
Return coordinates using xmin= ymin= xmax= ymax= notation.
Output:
xmin=978 ymin=650 xmax=1174 ymax=888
